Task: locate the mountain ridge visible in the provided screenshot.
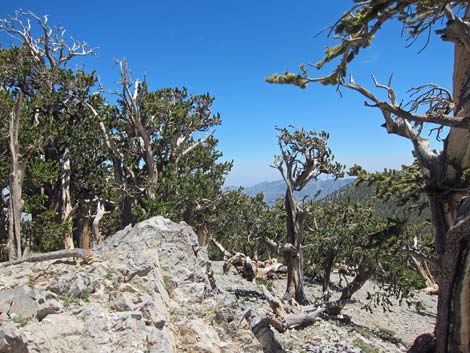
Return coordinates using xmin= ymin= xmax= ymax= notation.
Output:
xmin=227 ymin=178 xmax=355 ymax=205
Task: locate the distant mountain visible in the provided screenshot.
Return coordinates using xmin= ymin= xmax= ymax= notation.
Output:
xmin=228 ymin=178 xmax=355 ymax=205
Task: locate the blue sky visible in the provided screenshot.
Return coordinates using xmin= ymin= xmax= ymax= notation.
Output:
xmin=1 ymin=1 xmax=454 ymax=186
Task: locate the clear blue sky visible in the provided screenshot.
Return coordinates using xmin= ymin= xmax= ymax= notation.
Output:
xmin=1 ymin=1 xmax=453 ymax=186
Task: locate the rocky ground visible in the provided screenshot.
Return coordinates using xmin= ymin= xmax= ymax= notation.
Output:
xmin=0 ymin=217 xmax=436 ymax=353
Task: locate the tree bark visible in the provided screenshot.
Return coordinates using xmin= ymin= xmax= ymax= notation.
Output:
xmin=120 ymin=194 xmax=133 ymax=228
xmin=251 ymin=318 xmax=286 ymax=353
xmin=434 ymin=200 xmax=470 ymax=353
xmin=327 ymin=262 xmax=372 ymax=316
xmin=78 ymin=204 xmax=91 ymax=249
xmin=284 ymin=190 xmax=308 ymax=304
xmin=89 ymin=105 xmax=134 ymax=228
xmin=433 ymin=7 xmax=470 ymax=352
xmin=322 ymin=250 xmax=337 ymax=295
xmin=92 ymin=201 xmax=106 ymax=245
xmin=60 ymin=147 xmax=74 ymax=249
xmin=7 ymin=90 xmax=24 ymax=261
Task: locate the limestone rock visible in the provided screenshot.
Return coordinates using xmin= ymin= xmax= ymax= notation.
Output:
xmin=0 ymin=322 xmax=28 ymax=353
xmin=8 ymin=286 xmax=39 ymax=321
xmin=0 ymin=215 xmax=431 ymax=353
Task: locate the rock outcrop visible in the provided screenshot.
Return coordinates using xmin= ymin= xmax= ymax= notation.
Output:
xmin=0 ymin=216 xmax=435 ymax=353
xmin=0 ymin=217 xmax=255 ymax=353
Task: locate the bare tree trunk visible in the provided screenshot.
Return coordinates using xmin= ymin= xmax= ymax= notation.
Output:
xmin=251 ymin=318 xmax=286 ymax=353
xmin=120 ymin=195 xmax=133 ymax=228
xmin=122 ymin=78 xmax=158 ymax=200
xmin=89 ymin=105 xmax=134 ymax=228
xmin=7 ymin=91 xmax=24 ymax=261
xmin=322 ymin=251 xmax=337 ymax=295
xmin=78 ymin=204 xmax=91 ymax=249
xmin=284 ymin=190 xmax=307 ymax=304
xmin=92 ymin=201 xmax=105 ymax=245
xmin=197 ymin=223 xmax=208 ymax=246
xmin=411 ymin=255 xmax=438 ymax=293
xmin=60 ymin=147 xmax=74 ymax=249
xmin=137 ymin=122 xmax=158 ymax=200
xmin=433 ymin=8 xmax=470 ymax=351
xmin=434 ymin=201 xmax=470 ymax=353
xmin=327 ymin=262 xmax=372 ymax=316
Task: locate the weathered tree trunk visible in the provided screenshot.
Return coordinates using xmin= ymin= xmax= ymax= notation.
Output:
xmin=7 ymin=90 xmax=24 ymax=261
xmin=322 ymin=251 xmax=337 ymax=296
xmin=60 ymin=147 xmax=74 ymax=249
xmin=434 ymin=204 xmax=470 ymax=353
xmin=126 ymin=80 xmax=158 ymax=200
xmin=139 ymin=129 xmax=158 ymax=200
xmin=92 ymin=201 xmax=106 ymax=245
xmin=197 ymin=223 xmax=208 ymax=246
xmin=120 ymin=195 xmax=133 ymax=228
xmin=78 ymin=204 xmax=91 ymax=249
xmin=251 ymin=317 xmax=286 ymax=353
xmin=327 ymin=262 xmax=372 ymax=316
xmin=432 ymin=9 xmax=470 ymax=352
xmin=90 ymin=106 xmax=134 ymax=229
xmin=284 ymin=190 xmax=307 ymax=304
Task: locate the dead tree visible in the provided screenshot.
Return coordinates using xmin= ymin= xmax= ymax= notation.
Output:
xmin=273 ymin=126 xmax=343 ymax=304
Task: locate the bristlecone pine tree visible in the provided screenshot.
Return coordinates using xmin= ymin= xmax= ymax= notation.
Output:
xmin=267 ymin=2 xmax=470 ymax=352
xmin=273 ymin=126 xmax=343 ymax=304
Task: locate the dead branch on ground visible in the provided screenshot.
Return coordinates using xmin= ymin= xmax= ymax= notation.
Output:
xmin=210 ymin=238 xmax=287 ymax=281
xmin=0 ymin=249 xmax=93 ymax=267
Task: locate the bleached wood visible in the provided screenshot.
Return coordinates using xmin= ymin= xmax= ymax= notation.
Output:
xmin=0 ymin=248 xmax=93 ymax=267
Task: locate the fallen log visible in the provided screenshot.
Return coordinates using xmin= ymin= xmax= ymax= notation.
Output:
xmin=0 ymin=249 xmax=94 ymax=267
xmin=257 ymin=259 xmax=287 ymax=277
xmin=266 ymin=308 xmax=326 ymax=333
xmin=246 ymin=285 xmax=327 ymax=352
xmin=211 ymin=238 xmax=287 ymax=281
xmin=210 ymin=238 xmax=231 ymax=259
xmin=244 ymin=310 xmax=286 ymax=353
xmin=259 ymin=285 xmax=326 ymax=332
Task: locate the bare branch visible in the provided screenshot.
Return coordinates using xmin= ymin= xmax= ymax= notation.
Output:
xmin=179 ymin=130 xmax=215 ymax=158
xmin=0 ymin=11 xmax=95 ymax=69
